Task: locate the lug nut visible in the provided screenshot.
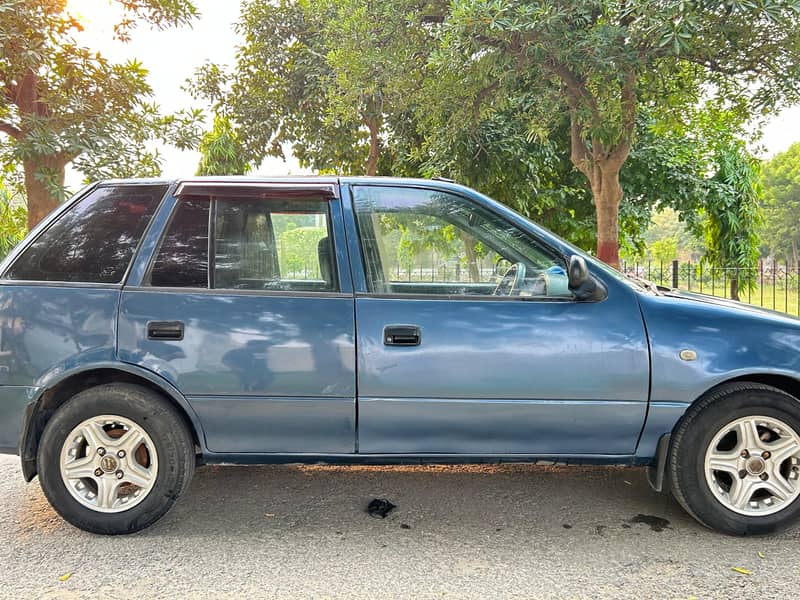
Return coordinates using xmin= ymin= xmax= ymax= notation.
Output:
xmin=94 ymin=468 xmax=103 ymax=477
xmin=760 ymin=473 xmax=769 ymax=481
xmin=117 ymin=450 xmax=126 ymax=458
xmin=740 ymin=449 xmax=750 ymax=458
xmin=97 ymin=447 xmax=106 ymax=456
xmin=115 ymin=470 xmax=124 ymax=480
xmin=762 ymin=451 xmax=771 ymax=460
xmin=739 ymin=470 xmax=748 ymax=479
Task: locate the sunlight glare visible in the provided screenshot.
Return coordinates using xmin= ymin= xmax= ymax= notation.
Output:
xmin=65 ymin=0 xmax=124 ymax=44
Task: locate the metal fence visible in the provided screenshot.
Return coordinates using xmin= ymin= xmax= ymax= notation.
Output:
xmin=621 ymin=260 xmax=800 ymax=317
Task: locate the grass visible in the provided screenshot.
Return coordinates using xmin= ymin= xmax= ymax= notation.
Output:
xmin=674 ymin=283 xmax=800 ymax=317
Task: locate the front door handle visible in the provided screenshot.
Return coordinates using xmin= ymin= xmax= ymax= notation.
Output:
xmin=384 ymin=325 xmax=421 ymax=346
xmin=147 ymin=321 xmax=184 ymax=341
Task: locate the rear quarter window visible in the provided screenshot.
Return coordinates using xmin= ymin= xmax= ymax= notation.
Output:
xmin=4 ymin=184 xmax=167 ymax=284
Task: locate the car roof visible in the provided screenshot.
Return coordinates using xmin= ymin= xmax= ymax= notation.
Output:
xmin=96 ymin=175 xmax=458 ymax=187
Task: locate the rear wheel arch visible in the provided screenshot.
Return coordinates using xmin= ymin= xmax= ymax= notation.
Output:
xmin=21 ymin=365 xmax=203 ymax=481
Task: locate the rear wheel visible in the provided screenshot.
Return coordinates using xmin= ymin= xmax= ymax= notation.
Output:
xmin=37 ymin=383 xmax=195 ymax=534
xmin=669 ymin=382 xmax=800 ymax=535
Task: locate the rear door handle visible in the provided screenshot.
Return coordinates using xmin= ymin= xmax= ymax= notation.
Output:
xmin=384 ymin=325 xmax=421 ymax=346
xmin=147 ymin=321 xmax=184 ymax=341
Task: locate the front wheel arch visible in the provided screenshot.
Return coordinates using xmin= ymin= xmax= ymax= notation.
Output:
xmin=667 ymin=381 xmax=800 ymax=535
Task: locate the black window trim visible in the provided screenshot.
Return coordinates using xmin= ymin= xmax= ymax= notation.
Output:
xmin=144 ymin=189 xmax=343 ymax=295
xmin=1 ymin=181 xmax=170 ymax=286
xmin=175 ymin=180 xmax=339 ymax=200
xmin=350 ymin=183 xmax=595 ymax=304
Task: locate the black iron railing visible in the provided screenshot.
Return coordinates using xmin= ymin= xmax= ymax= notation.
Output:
xmin=621 ymin=260 xmax=800 ymax=316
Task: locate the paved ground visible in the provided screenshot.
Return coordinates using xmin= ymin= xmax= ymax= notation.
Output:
xmin=1 ymin=455 xmax=799 ymax=599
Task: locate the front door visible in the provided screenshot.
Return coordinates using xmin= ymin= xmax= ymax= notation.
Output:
xmin=118 ymin=182 xmax=356 ymax=454
xmin=348 ymin=183 xmax=649 ymax=456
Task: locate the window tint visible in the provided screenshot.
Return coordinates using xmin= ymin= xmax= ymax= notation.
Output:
xmin=150 ymin=197 xmax=210 ymax=288
xmin=5 ymin=184 xmax=166 ymax=283
xmin=353 ymin=186 xmax=571 ymax=298
xmin=149 ymin=195 xmax=338 ymax=292
xmin=214 ymin=198 xmax=337 ymax=292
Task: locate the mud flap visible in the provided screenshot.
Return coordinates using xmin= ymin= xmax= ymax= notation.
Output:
xmin=646 ymin=433 xmax=671 ymax=493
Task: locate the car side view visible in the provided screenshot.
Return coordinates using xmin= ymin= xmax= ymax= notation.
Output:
xmin=1 ymin=177 xmax=800 ymax=536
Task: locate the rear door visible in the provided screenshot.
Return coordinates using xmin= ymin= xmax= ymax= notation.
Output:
xmin=118 ymin=181 xmax=356 ymax=454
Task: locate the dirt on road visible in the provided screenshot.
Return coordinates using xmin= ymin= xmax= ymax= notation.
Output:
xmin=1 ymin=456 xmax=798 ymax=599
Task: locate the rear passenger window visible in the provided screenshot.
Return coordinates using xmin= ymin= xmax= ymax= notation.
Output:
xmin=150 ymin=197 xmax=210 ymax=288
xmin=214 ymin=198 xmax=337 ymax=292
xmin=148 ymin=195 xmax=338 ymax=292
xmin=4 ymin=184 xmax=166 ymax=283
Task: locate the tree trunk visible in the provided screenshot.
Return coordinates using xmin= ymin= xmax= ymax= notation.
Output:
xmin=365 ymin=118 xmax=380 ymax=176
xmin=23 ymin=156 xmax=66 ymax=230
xmin=730 ymin=277 xmax=739 ymax=301
xmin=460 ymin=232 xmax=481 ymax=282
xmin=589 ymin=166 xmax=624 ymax=269
xmin=792 ymin=238 xmax=799 ymax=271
xmin=559 ymin=66 xmax=635 ymax=272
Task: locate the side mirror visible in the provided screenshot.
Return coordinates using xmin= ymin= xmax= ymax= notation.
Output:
xmin=568 ymin=255 xmax=589 ymax=288
xmin=568 ymin=255 xmax=600 ymax=300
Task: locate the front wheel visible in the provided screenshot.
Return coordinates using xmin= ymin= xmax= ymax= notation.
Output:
xmin=668 ymin=382 xmax=800 ymax=535
xmin=37 ymin=383 xmax=195 ymax=534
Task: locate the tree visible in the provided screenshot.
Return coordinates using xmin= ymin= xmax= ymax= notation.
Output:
xmin=196 ymin=114 xmax=251 ymax=176
xmin=697 ymin=140 xmax=762 ymax=301
xmin=0 ymin=180 xmax=25 ymax=259
xmin=0 ymin=0 xmax=202 ymax=229
xmin=429 ymin=0 xmax=800 ymax=267
xmin=762 ymin=142 xmax=800 ymax=267
xmin=190 ymin=0 xmax=434 ymax=176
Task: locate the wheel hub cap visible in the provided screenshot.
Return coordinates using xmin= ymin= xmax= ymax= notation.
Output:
xmin=99 ymin=455 xmax=118 ymax=473
xmin=704 ymin=415 xmax=800 ymax=516
xmin=59 ymin=415 xmax=158 ymax=514
xmin=745 ymin=456 xmax=766 ymax=476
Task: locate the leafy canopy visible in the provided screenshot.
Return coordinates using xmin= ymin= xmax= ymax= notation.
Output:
xmin=0 ymin=0 xmax=201 ymax=226
xmin=761 ymin=142 xmax=800 ymax=265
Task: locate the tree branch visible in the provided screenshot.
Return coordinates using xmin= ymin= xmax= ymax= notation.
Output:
xmin=545 ymin=59 xmax=602 ymax=128
xmin=567 ymin=98 xmax=592 ymax=179
xmin=608 ymin=70 xmax=637 ymax=168
xmin=0 ymin=120 xmax=22 ymax=140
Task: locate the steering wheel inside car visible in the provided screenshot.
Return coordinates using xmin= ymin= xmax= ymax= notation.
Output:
xmin=493 ymin=262 xmax=526 ymax=296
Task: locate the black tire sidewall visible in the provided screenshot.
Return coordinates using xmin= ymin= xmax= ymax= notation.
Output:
xmin=37 ymin=383 xmax=194 ymax=535
xmin=671 ymin=386 xmax=800 ymax=535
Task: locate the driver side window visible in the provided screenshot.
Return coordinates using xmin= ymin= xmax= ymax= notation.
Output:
xmin=352 ymin=186 xmax=572 ymax=299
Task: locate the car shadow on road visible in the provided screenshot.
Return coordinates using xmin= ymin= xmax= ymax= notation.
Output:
xmin=134 ymin=463 xmax=697 ymax=539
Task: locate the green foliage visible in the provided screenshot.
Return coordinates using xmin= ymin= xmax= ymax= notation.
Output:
xmin=418 ymin=0 xmax=800 ymax=265
xmin=649 ymin=237 xmax=679 ymax=265
xmin=0 ymin=182 xmax=25 ymax=259
xmin=192 ymin=0 xmax=795 ymax=270
xmin=278 ymin=226 xmax=326 ymax=277
xmin=190 ymin=0 xmax=433 ymax=175
xmin=0 ymin=0 xmax=202 ymax=227
xmin=697 ymin=140 xmax=763 ymax=296
xmin=761 ymin=142 xmax=800 ymax=265
xmin=196 ymin=114 xmax=251 ymax=176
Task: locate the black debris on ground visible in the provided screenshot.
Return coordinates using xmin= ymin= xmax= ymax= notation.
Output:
xmin=367 ymin=498 xmax=396 ymax=519
xmin=630 ymin=514 xmax=671 ymax=532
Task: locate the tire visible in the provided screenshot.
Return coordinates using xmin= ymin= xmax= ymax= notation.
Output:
xmin=668 ymin=382 xmax=800 ymax=536
xmin=37 ymin=383 xmax=195 ymax=535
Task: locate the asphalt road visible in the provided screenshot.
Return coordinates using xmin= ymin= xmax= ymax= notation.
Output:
xmin=1 ymin=455 xmax=799 ymax=599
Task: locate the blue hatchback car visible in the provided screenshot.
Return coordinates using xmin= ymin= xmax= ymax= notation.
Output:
xmin=1 ymin=177 xmax=800 ymax=535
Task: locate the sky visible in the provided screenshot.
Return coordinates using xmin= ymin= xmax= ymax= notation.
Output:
xmin=64 ymin=0 xmax=306 ymax=189
xmin=64 ymin=0 xmax=800 ymax=189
